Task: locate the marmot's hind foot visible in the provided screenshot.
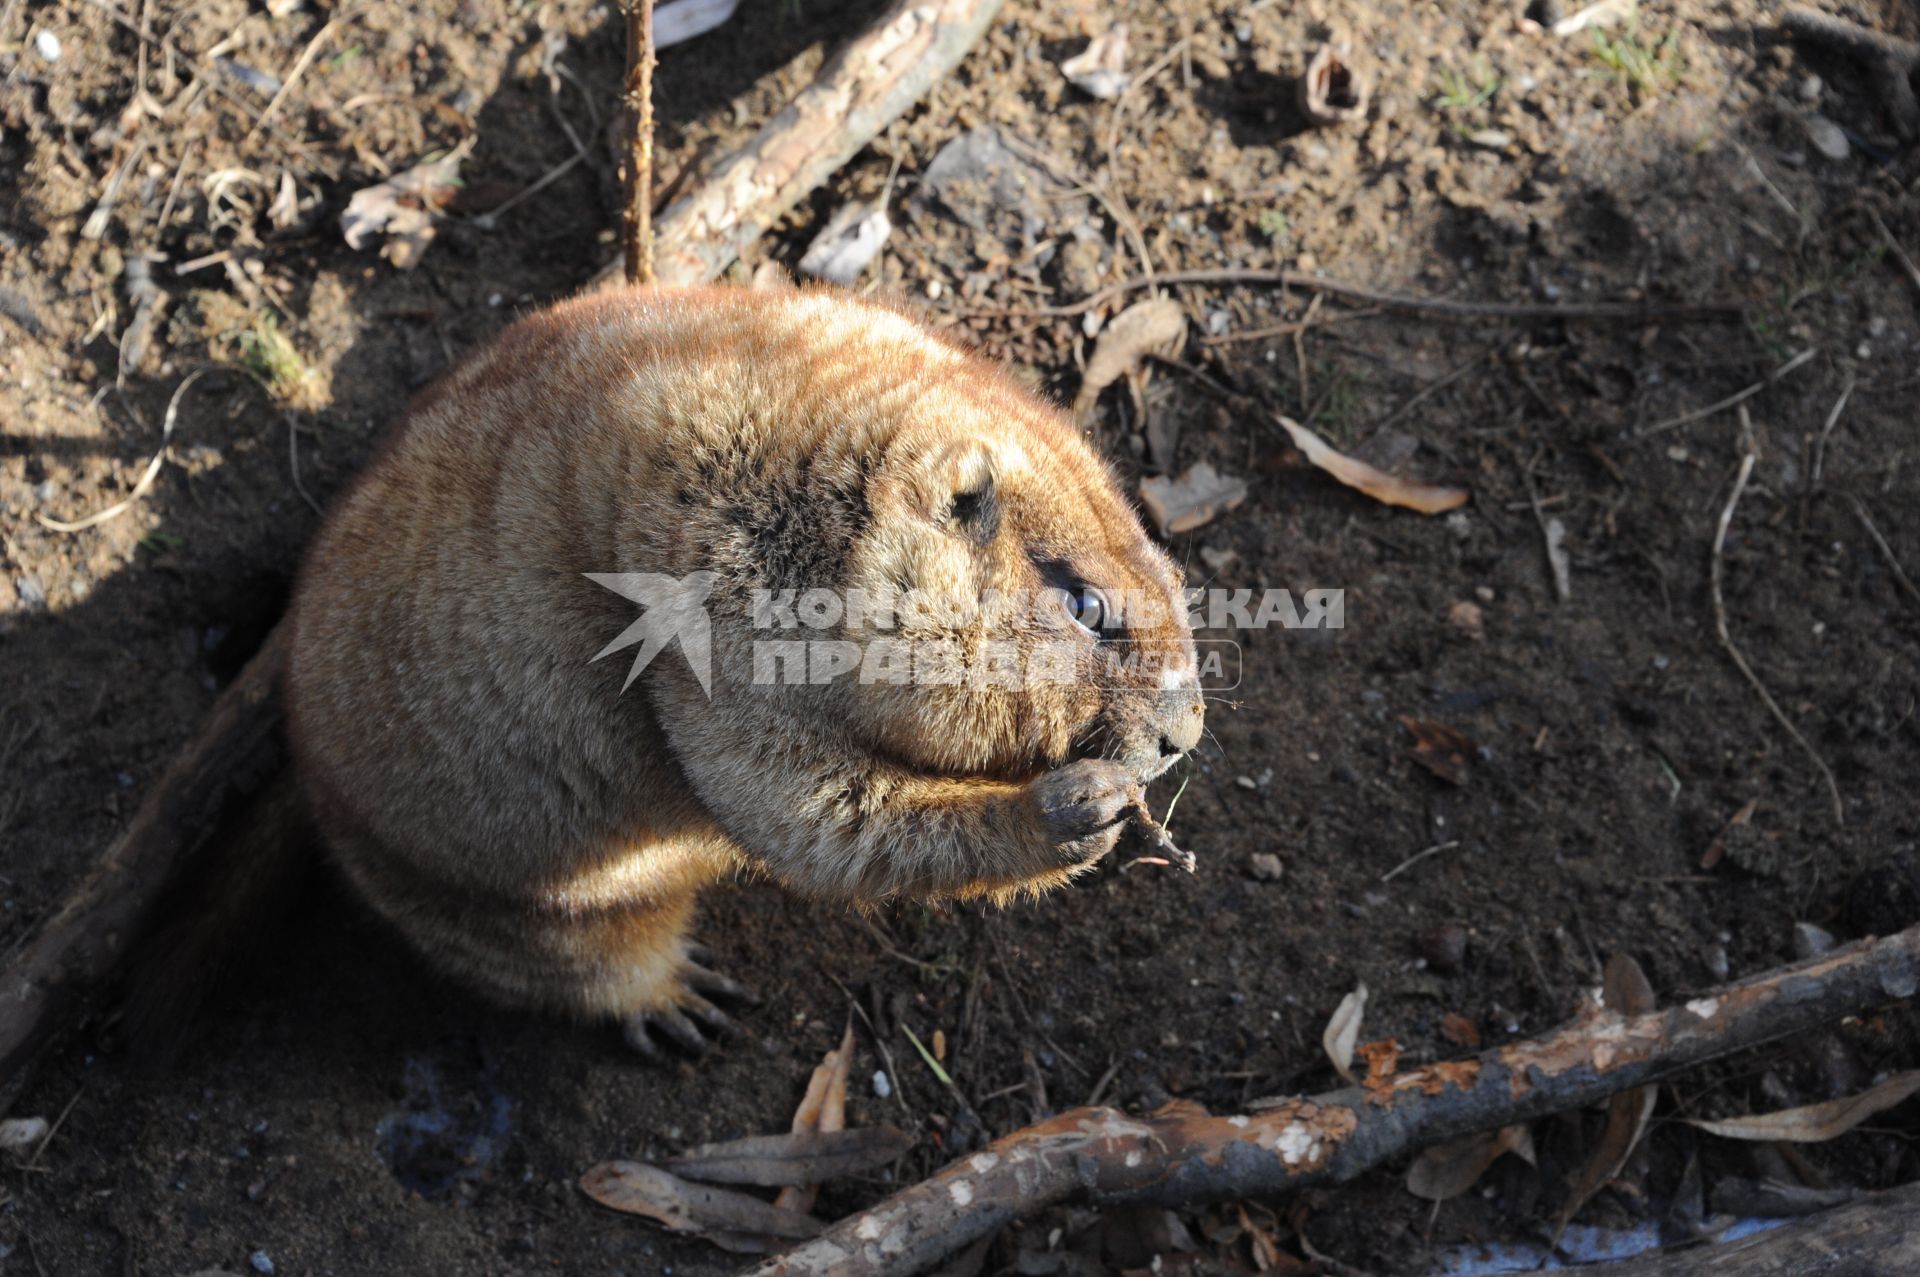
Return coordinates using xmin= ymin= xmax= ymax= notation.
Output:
xmin=620 ymin=948 xmax=759 ymax=1061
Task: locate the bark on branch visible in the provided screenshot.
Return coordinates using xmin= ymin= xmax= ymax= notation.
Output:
xmin=738 ymin=925 xmax=1920 ymax=1277
xmin=604 ymin=0 xmax=1007 ymax=288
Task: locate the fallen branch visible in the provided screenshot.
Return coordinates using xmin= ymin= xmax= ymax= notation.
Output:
xmin=600 ymin=0 xmax=1008 ymax=288
xmin=0 ymin=625 xmax=289 ymax=1108
xmin=737 ymin=924 xmax=1920 ymax=1277
xmin=1574 ymin=1179 xmax=1920 ymax=1274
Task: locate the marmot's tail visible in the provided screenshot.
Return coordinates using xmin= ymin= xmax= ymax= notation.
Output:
xmin=119 ymin=769 xmax=314 ymax=1064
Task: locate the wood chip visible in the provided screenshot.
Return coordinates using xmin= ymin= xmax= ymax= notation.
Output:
xmin=1322 ymin=983 xmax=1368 ymax=1085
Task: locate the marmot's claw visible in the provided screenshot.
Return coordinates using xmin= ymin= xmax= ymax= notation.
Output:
xmin=1032 ymin=758 xmax=1138 ymax=849
xmin=623 ymin=1005 xmax=715 ymax=1059
xmin=686 ymin=959 xmax=761 ymax=1007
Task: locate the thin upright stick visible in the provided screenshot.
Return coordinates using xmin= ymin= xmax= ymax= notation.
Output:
xmin=622 ymin=0 xmax=658 ymax=286
xmin=1711 ymin=409 xmax=1845 ymax=826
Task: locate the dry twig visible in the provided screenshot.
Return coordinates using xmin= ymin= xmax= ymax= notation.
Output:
xmin=622 ymin=0 xmax=658 ymax=286
xmin=1710 ymin=410 xmax=1845 ymax=826
xmin=1000 ymin=267 xmax=1745 ymax=323
xmin=737 ymin=924 xmax=1920 ymax=1276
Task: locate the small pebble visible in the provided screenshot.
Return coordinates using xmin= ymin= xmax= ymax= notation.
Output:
xmin=1235 ymin=775 xmax=1256 ymax=790
xmin=872 ymin=1070 xmax=892 ymax=1099
xmin=1793 ymin=922 xmax=1837 ymax=959
xmin=1797 ymin=73 xmax=1823 ymax=102
xmin=1447 ymin=600 xmax=1484 ymax=640
xmin=250 ymin=1251 xmax=275 ymax=1274
xmin=16 ymin=575 xmax=45 ymax=607
xmin=1804 ymin=114 xmax=1849 ymax=161
xmin=1704 ymin=944 xmax=1730 ymax=981
xmin=34 ymin=30 xmax=61 ymax=61
xmin=1247 ymin=853 xmax=1284 ymax=882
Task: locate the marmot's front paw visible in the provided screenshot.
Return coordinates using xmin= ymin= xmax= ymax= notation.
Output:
xmin=621 ymin=946 xmax=760 ymax=1062
xmin=1030 ymin=758 xmax=1138 ymax=865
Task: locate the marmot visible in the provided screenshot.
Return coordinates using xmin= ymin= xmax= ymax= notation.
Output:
xmin=282 ymin=286 xmax=1203 ymax=1056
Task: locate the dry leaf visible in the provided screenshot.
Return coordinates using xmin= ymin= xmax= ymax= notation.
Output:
xmin=1406 ymin=1125 xmax=1534 ymax=1201
xmin=1323 ymin=983 xmax=1368 ymax=1085
xmin=1553 ymin=954 xmax=1657 ymax=1245
xmin=797 ymin=203 xmax=891 ymax=285
xmin=340 ymin=140 xmax=473 ymax=270
xmin=1138 ymin=462 xmax=1248 ymax=537
xmin=1689 ymin=1071 xmax=1920 ymax=1143
xmin=664 ymin=1127 xmax=913 ymax=1187
xmin=1273 ymin=415 xmax=1468 ymax=513
xmin=1073 ymin=297 xmax=1186 ymax=427
xmin=579 ymin=1160 xmax=824 ymax=1243
xmin=1700 ymin=798 xmax=1759 ymax=870
xmin=1439 ymin=1012 xmax=1481 ymax=1050
xmin=1060 ymin=23 xmax=1129 ymax=100
xmin=1401 ymin=717 xmax=1474 ymax=787
xmin=1297 ymin=45 xmax=1369 ymax=126
xmin=774 ymin=1019 xmax=854 ymax=1215
xmin=656 ymin=0 xmax=741 ymax=48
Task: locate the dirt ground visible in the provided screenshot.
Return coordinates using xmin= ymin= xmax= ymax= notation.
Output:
xmin=4 ymin=0 xmax=1919 ymax=1272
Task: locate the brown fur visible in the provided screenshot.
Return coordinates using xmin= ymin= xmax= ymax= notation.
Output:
xmin=285 ymin=286 xmax=1202 ymax=1030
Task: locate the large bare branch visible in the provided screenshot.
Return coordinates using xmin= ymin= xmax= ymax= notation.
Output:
xmin=738 ymin=925 xmax=1920 ymax=1277
xmin=0 ymin=625 xmax=288 ymax=1107
xmin=608 ymin=0 xmax=1007 ymax=288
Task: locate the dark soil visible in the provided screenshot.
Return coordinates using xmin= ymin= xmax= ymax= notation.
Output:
xmin=4 ymin=0 xmax=1919 ymax=1273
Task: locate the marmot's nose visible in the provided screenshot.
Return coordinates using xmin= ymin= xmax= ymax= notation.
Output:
xmin=1159 ymin=689 xmax=1204 ymax=757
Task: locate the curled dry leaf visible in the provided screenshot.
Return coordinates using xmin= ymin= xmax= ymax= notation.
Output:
xmin=1138 ymin=463 xmax=1248 ymax=537
xmin=1553 ymin=954 xmax=1658 ymax=1246
xmin=797 ymin=203 xmax=891 ymax=286
xmin=1072 ymin=296 xmax=1186 ymax=428
xmin=1297 ymin=45 xmax=1369 ymax=126
xmin=656 ymin=0 xmax=741 ymax=49
xmin=1688 ymin=1071 xmax=1920 ymax=1143
xmin=1406 ymin=1125 xmax=1535 ymax=1201
xmin=1322 ymin=983 xmax=1368 ymax=1085
xmin=664 ymin=1127 xmax=914 ymax=1187
xmin=1060 ymin=23 xmax=1129 ymax=100
xmin=774 ymin=1019 xmax=855 ymax=1215
xmin=340 ymin=140 xmax=473 ymax=270
xmin=579 ymin=1160 xmax=824 ymax=1250
xmin=1273 ymin=415 xmax=1468 ymax=514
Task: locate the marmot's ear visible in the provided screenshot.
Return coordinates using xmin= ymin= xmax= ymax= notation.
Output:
xmin=927 ymin=439 xmax=1001 ymax=545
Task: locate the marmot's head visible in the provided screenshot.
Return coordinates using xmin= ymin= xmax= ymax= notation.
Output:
xmin=827 ymin=350 xmax=1204 ymax=793
xmin=675 ymin=292 xmax=1203 ymax=795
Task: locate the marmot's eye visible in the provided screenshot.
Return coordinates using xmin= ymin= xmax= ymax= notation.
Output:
xmin=1063 ymin=586 xmax=1109 ymax=637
